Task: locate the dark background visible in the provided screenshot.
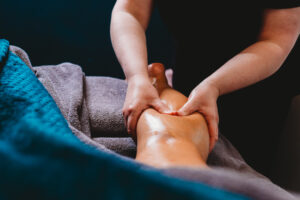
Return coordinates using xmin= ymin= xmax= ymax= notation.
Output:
xmin=2 ymin=1 xmax=300 ymax=192
xmin=0 ymin=0 xmax=174 ymax=78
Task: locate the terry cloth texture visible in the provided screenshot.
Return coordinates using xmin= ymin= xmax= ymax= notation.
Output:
xmin=1 ymin=39 xmax=250 ymax=200
xmin=4 ymin=40 xmax=298 ymax=200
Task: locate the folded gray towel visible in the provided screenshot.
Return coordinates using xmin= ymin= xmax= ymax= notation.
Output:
xmin=85 ymin=76 xmax=127 ymax=138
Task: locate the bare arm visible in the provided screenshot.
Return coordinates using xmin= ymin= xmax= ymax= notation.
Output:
xmin=110 ymin=0 xmax=170 ymax=135
xmin=177 ymin=7 xmax=300 ymax=150
xmin=203 ymin=7 xmax=300 ymax=95
xmin=110 ymin=0 xmax=153 ymax=81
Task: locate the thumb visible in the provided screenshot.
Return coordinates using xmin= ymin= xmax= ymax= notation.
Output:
xmin=177 ymin=101 xmax=195 ymax=116
xmin=208 ymin=119 xmax=219 ymax=152
xmin=152 ymin=99 xmax=172 ymax=114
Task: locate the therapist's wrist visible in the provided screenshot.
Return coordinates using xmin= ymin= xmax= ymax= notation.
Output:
xmin=127 ymin=73 xmax=150 ymax=84
xmin=199 ymin=79 xmax=220 ymax=99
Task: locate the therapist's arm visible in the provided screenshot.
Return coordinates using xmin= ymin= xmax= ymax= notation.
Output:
xmin=177 ymin=7 xmax=300 ymax=151
xmin=110 ymin=0 xmax=153 ymax=80
xmin=203 ymin=7 xmax=300 ymax=95
xmin=110 ymin=0 xmax=170 ymax=135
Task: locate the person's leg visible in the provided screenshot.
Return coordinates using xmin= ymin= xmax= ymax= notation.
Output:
xmin=135 ymin=63 xmax=210 ymax=168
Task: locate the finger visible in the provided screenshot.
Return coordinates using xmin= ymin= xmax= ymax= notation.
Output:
xmin=122 ymin=108 xmax=131 ymax=129
xmin=152 ymin=99 xmax=171 ymax=114
xmin=122 ymin=110 xmax=128 ymax=128
xmin=126 ymin=113 xmax=136 ymax=136
xmin=209 ymin=137 xmax=217 ymax=153
xmin=127 ymin=107 xmax=145 ymax=136
xmin=207 ymin=119 xmax=219 ymax=152
xmin=177 ymin=101 xmax=195 ymax=116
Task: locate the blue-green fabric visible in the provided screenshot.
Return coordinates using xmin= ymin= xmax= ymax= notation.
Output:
xmin=0 ymin=39 xmax=249 ymax=200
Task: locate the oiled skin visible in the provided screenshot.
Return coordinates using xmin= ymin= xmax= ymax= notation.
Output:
xmin=135 ymin=63 xmax=210 ymax=168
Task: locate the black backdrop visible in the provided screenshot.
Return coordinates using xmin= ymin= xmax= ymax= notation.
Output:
xmin=0 ymin=0 xmax=174 ymax=78
xmin=3 ymin=1 xmax=300 ymax=187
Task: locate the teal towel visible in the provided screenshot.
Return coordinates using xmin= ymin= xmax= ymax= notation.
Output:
xmin=0 ymin=39 xmax=248 ymax=200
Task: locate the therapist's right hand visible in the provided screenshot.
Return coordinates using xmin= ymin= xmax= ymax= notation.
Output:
xmin=122 ymin=74 xmax=171 ymax=137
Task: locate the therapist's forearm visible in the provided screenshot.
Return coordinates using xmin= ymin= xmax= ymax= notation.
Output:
xmin=110 ymin=10 xmax=149 ymax=81
xmin=203 ymin=38 xmax=298 ymax=96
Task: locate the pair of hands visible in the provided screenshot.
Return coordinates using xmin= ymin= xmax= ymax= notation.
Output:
xmin=122 ymin=74 xmax=219 ymax=152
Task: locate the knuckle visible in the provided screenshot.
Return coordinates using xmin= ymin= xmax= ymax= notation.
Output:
xmin=128 ymin=104 xmax=134 ymax=110
xmin=127 ymin=104 xmax=136 ymax=113
xmin=122 ymin=108 xmax=127 ymax=115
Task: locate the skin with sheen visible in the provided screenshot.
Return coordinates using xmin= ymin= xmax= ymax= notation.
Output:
xmin=135 ymin=63 xmax=210 ymax=168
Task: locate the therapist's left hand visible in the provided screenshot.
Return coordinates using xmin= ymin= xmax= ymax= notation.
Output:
xmin=176 ymin=82 xmax=220 ymax=152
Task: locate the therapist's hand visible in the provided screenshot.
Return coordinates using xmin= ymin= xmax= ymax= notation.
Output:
xmin=176 ymin=82 xmax=220 ymax=152
xmin=123 ymin=74 xmax=171 ymax=137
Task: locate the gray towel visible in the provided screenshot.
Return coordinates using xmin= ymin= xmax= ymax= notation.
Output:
xmin=10 ymin=45 xmax=299 ymax=200
xmin=32 ymin=62 xmax=134 ymax=156
xmin=85 ymin=76 xmax=127 ymax=138
xmin=161 ymin=167 xmax=296 ymax=200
